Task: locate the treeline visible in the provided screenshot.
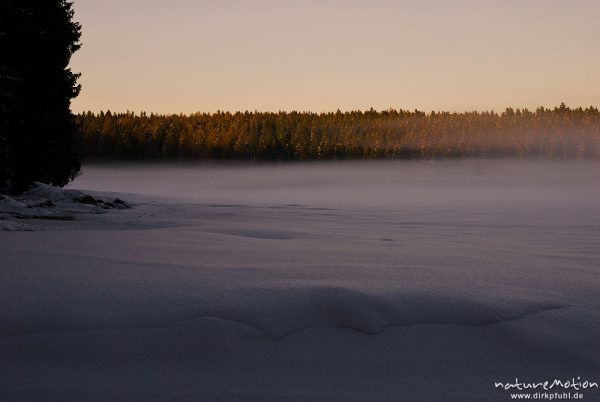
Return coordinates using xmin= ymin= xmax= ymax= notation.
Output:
xmin=77 ymin=104 xmax=600 ymax=161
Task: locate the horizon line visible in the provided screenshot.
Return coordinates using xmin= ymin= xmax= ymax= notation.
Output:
xmin=76 ymin=103 xmax=600 ymax=116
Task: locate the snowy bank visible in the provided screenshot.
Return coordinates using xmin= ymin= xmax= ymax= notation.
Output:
xmin=0 ymin=182 xmax=131 ymax=230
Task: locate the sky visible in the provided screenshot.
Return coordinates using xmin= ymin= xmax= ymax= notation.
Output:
xmin=71 ymin=0 xmax=600 ymax=114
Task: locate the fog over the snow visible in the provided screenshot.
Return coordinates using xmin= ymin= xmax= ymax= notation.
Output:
xmin=71 ymin=159 xmax=600 ymax=209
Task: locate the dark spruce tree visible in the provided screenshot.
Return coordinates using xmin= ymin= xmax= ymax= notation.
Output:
xmin=0 ymin=0 xmax=82 ymax=193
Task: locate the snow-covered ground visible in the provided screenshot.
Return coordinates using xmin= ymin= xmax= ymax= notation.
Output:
xmin=1 ymin=160 xmax=599 ymax=401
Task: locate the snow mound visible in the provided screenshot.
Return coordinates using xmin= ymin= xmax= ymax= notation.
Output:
xmin=197 ymin=287 xmax=565 ymax=340
xmin=0 ymin=182 xmax=132 ymax=230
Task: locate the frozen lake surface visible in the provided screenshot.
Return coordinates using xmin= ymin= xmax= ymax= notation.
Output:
xmin=1 ymin=160 xmax=599 ymax=401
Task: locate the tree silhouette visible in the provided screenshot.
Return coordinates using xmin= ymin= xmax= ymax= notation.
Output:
xmin=0 ymin=0 xmax=82 ymax=193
